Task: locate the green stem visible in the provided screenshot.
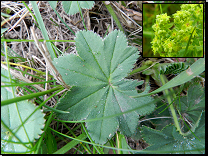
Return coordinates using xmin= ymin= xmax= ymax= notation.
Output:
xmin=103 ymin=1 xmax=125 ymax=33
xmin=77 ymin=1 xmax=87 ymax=30
xmin=1 ymin=86 xmax=63 ymax=106
xmin=159 ymin=74 xmax=182 ymax=134
xmin=159 ymin=4 xmax=163 ymax=14
xmin=104 ymin=24 xmax=110 ymax=38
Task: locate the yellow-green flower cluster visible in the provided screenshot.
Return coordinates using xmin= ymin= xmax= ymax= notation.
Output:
xmin=151 ymin=4 xmax=203 ymax=57
xmin=181 ymin=4 xmax=203 ymax=21
xmin=151 ymin=13 xmax=172 ymax=57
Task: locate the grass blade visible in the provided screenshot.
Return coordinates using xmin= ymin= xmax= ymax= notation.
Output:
xmin=30 ymin=1 xmax=57 ymax=60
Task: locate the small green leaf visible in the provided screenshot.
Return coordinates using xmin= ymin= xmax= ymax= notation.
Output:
xmin=62 ymin=1 xmax=95 ymax=15
xmin=141 ymin=111 xmax=205 ymax=154
xmin=53 ymin=30 xmax=155 ymax=144
xmin=176 ymin=84 xmax=205 ymax=133
xmin=160 ymin=62 xmax=189 ymax=75
xmin=1 ymin=68 xmax=45 ymax=153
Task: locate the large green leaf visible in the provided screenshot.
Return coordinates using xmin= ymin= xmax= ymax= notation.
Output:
xmin=62 ymin=1 xmax=95 ymax=15
xmin=1 ymin=68 xmax=45 ymax=153
xmin=141 ymin=111 xmax=205 ymax=154
xmin=53 ymin=30 xmax=155 ymax=144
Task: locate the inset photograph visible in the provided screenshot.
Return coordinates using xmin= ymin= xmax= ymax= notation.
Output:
xmin=143 ymin=3 xmax=204 ymax=57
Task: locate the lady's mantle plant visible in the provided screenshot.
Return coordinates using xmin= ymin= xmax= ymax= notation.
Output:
xmin=53 ymin=30 xmax=155 ymax=144
xmin=151 ymin=4 xmax=203 ymax=57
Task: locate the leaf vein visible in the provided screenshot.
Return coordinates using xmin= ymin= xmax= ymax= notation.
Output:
xmin=79 ymin=32 xmax=108 ymax=80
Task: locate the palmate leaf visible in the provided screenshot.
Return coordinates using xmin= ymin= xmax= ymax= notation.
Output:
xmin=62 ymin=1 xmax=95 ymax=15
xmin=48 ymin=1 xmax=94 ymax=16
xmin=140 ymin=111 xmax=205 ymax=154
xmin=1 ymin=68 xmax=45 ymax=153
xmin=53 ymin=30 xmax=155 ymax=144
